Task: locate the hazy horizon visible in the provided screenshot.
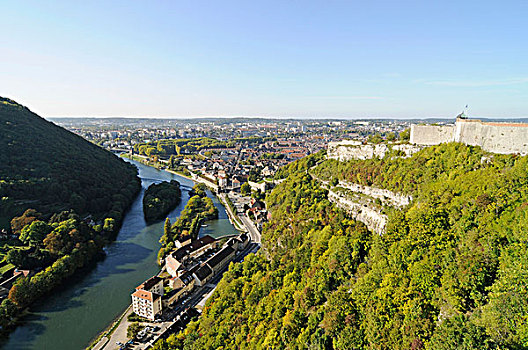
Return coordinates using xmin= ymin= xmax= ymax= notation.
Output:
xmin=45 ymin=114 xmax=528 ymax=122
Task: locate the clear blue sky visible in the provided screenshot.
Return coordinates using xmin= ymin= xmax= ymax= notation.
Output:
xmin=1 ymin=1 xmax=527 ymax=119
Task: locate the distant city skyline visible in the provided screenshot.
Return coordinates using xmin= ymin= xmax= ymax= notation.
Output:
xmin=1 ymin=1 xmax=527 ymax=119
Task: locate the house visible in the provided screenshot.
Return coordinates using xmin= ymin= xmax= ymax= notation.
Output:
xmin=250 ymin=199 xmax=265 ymax=211
xmin=132 ymin=276 xmax=164 ymax=321
xmin=192 ymin=264 xmax=213 ymax=287
xmin=169 ymin=270 xmax=195 ymax=290
xmin=204 ymin=246 xmax=236 ymax=275
xmin=164 ymin=271 xmax=195 ymax=307
xmin=218 ymin=175 xmax=228 ymax=188
xmin=231 ymin=178 xmax=241 ymax=189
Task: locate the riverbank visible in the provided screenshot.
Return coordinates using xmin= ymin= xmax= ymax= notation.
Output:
xmin=219 ymin=193 xmax=245 ymax=231
xmin=89 ymin=304 xmax=132 ymax=350
xmin=167 ymin=171 xmax=246 ymax=232
xmin=124 ymin=155 xmax=194 ymax=182
xmin=0 ymin=168 xmax=141 ymax=343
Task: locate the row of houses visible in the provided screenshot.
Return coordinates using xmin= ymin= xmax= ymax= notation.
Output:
xmin=131 ymin=233 xmax=249 ymax=321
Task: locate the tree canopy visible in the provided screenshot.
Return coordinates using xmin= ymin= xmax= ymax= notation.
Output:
xmin=143 ymin=180 xmax=182 ymax=222
xmin=0 ymin=97 xmax=140 ymax=332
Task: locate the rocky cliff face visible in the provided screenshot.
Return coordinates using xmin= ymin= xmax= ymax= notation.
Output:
xmin=337 ymin=180 xmax=411 ymax=207
xmin=328 ymin=189 xmax=388 ymax=235
xmin=327 ymin=140 xmax=422 ymax=161
xmin=316 ymin=178 xmax=410 ymax=235
xmin=319 ymin=141 xmax=415 ymax=234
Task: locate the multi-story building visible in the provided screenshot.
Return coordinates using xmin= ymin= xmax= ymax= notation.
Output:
xmin=164 ymin=271 xmax=195 ymax=307
xmin=131 ymin=276 xmax=164 ymax=321
xmin=192 ymin=264 xmax=213 ymax=287
xmin=132 ymin=290 xmax=162 ymax=321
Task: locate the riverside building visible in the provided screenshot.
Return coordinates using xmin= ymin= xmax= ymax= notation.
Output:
xmin=131 ymin=276 xmax=164 ymax=321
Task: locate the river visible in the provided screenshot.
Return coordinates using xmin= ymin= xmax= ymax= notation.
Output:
xmin=1 ymin=159 xmax=238 ymax=350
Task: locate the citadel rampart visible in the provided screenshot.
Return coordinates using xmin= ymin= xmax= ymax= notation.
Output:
xmin=411 ymin=119 xmax=528 ymax=155
xmin=410 ymin=125 xmax=456 ymax=145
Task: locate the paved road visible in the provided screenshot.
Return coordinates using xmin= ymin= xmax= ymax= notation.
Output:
xmin=239 ymin=214 xmax=261 ymax=244
xmin=100 ymin=306 xmax=133 ymax=350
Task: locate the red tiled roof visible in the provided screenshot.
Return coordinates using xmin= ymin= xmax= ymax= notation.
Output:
xmin=132 ymin=290 xmax=160 ymax=302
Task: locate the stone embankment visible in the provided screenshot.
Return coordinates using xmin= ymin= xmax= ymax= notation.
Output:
xmin=327 ymin=140 xmax=422 ymax=161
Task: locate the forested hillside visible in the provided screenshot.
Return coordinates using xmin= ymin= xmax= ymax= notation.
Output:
xmin=0 ymin=97 xmax=140 ymax=332
xmin=0 ymin=97 xmax=140 ymax=226
xmin=154 ymin=143 xmax=528 ymax=349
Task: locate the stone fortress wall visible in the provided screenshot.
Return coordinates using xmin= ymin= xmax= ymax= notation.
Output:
xmin=411 ymin=119 xmax=528 ymax=155
xmin=410 ymin=125 xmax=456 ymax=145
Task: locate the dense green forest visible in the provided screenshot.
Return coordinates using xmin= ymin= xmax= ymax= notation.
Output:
xmin=157 ymin=183 xmax=218 ymax=263
xmin=0 ymin=97 xmax=140 ymax=332
xmin=0 ymin=97 xmax=140 ymax=226
xmin=154 ymin=143 xmax=528 ymax=349
xmin=143 ymin=180 xmax=182 ymax=222
xmin=1 ymin=211 xmax=111 ymax=328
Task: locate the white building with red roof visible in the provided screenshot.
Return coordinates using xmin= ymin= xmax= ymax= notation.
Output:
xmin=131 ymin=276 xmax=164 ymax=321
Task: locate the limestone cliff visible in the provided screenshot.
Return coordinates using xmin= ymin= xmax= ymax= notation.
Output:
xmin=316 ymin=177 xmax=410 ymax=235
xmin=327 ymin=140 xmax=421 ymax=161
